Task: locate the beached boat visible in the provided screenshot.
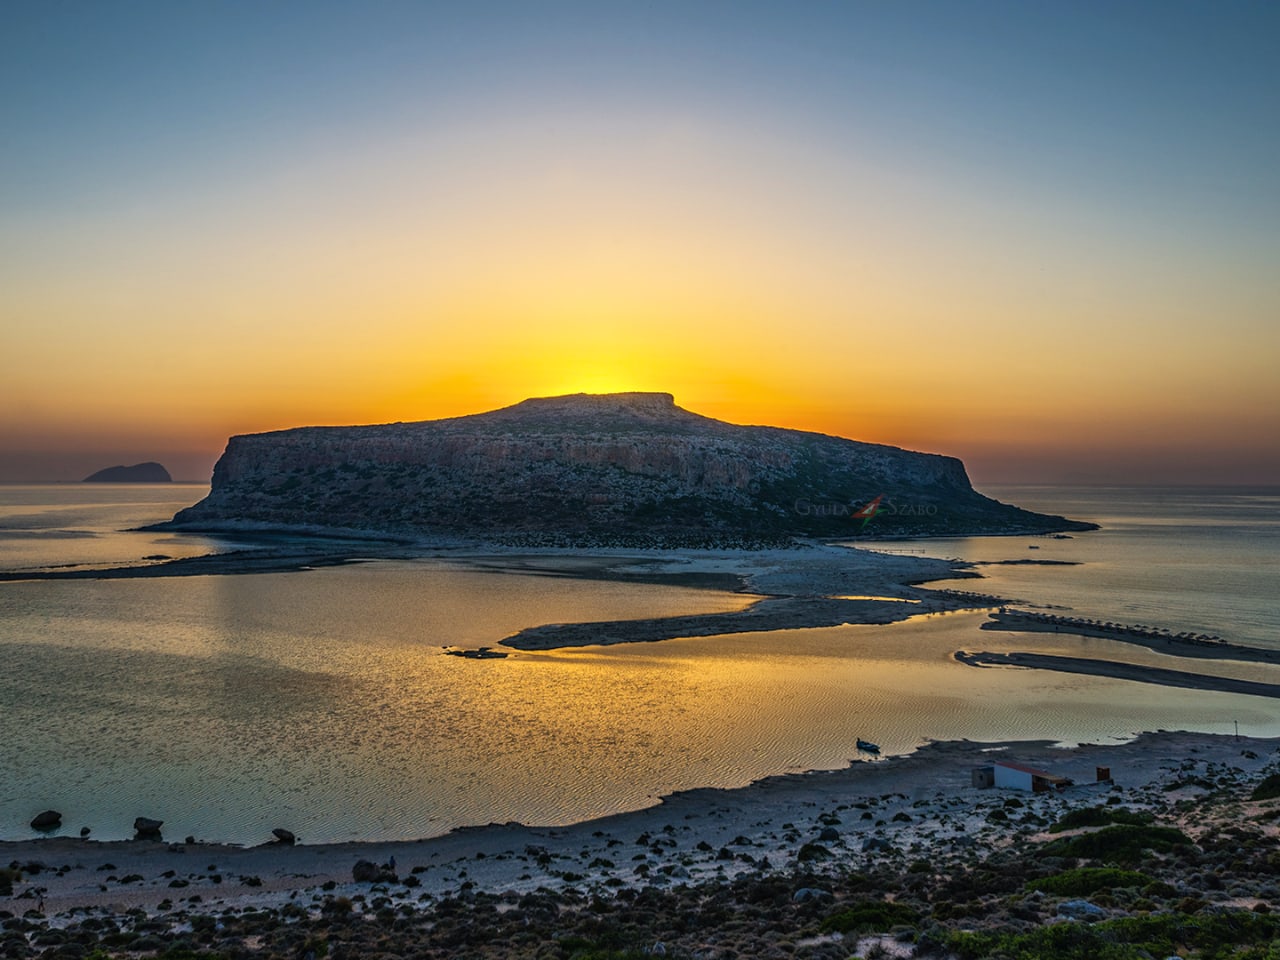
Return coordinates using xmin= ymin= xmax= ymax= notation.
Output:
xmin=856 ymin=738 xmax=880 ymax=754
xmin=443 ymin=646 xmax=510 ymax=660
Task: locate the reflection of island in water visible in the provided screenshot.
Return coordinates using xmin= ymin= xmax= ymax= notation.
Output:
xmin=83 ymin=461 xmax=172 ymax=483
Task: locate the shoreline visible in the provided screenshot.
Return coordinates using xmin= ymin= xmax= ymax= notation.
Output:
xmin=5 ymin=730 xmax=1276 ymax=920
xmin=956 ymin=650 xmax=1280 ymax=699
xmin=979 ymin=609 xmax=1278 ymax=662
xmin=0 ymin=542 xmax=999 ymax=654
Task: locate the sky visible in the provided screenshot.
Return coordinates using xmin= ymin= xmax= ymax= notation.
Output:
xmin=2 ymin=1 xmax=1278 ymax=484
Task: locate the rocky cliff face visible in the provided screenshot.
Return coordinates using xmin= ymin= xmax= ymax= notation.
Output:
xmin=169 ymin=393 xmax=1092 ymax=542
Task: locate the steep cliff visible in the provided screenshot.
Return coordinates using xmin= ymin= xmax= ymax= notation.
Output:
xmin=168 ymin=393 xmax=1092 ymax=542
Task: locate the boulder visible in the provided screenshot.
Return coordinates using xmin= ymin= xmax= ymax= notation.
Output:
xmin=792 ymin=887 xmax=834 ymax=902
xmin=818 ymin=827 xmax=840 ymax=842
xmin=352 ymin=860 xmax=380 ymax=882
xmin=133 ymin=817 xmax=163 ymax=840
xmin=30 ymin=811 xmax=61 ymax=831
xmin=1059 ymin=899 xmax=1107 ymax=919
xmin=272 ymin=828 xmax=297 ymax=845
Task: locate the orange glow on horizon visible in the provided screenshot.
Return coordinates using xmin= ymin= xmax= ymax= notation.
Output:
xmin=3 ymin=35 xmax=1277 ymax=486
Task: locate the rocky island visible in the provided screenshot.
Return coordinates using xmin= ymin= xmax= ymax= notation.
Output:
xmin=162 ymin=393 xmax=1092 ymax=544
xmin=83 ymin=462 xmax=172 ymax=483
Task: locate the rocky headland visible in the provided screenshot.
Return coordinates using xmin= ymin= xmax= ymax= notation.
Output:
xmin=160 ymin=393 xmax=1093 ymax=544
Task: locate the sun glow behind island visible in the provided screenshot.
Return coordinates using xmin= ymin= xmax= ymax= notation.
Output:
xmin=1 ymin=3 xmax=1277 ymax=484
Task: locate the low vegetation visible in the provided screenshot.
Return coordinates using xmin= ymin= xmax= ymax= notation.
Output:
xmin=1250 ymin=772 xmax=1280 ymax=801
xmin=1048 ymin=806 xmax=1154 ymax=832
xmin=934 ymin=911 xmax=1280 ymax=960
xmin=1039 ymin=823 xmax=1194 ymax=863
xmin=820 ymin=899 xmax=920 ymax=933
xmin=1027 ymin=867 xmax=1153 ymax=896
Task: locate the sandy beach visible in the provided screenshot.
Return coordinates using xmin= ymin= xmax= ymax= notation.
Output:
xmin=7 ymin=731 xmax=1276 ymax=919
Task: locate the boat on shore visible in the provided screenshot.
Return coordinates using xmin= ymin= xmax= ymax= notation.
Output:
xmin=443 ymin=646 xmax=510 ymax=660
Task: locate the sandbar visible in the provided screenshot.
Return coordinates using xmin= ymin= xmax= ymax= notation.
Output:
xmin=956 ymin=650 xmax=1280 ymax=699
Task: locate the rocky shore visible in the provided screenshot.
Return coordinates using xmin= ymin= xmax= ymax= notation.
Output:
xmin=5 ymin=732 xmax=1279 ymax=958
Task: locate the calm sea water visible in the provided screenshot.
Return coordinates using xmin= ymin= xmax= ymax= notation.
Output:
xmin=890 ymin=484 xmax=1280 ymax=649
xmin=1 ymin=483 xmax=1277 ymax=844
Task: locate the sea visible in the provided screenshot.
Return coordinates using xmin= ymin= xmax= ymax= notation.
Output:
xmin=1 ymin=482 xmax=1277 ymax=844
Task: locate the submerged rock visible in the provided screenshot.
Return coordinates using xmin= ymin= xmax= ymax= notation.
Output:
xmin=30 ymin=810 xmax=61 ymax=831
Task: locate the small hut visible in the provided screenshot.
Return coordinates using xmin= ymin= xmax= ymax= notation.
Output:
xmin=992 ymin=760 xmax=1073 ymax=793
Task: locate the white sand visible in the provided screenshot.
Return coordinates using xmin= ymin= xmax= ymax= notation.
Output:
xmin=8 ymin=731 xmax=1276 ymax=920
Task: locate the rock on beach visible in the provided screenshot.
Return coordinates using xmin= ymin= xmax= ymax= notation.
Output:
xmin=30 ymin=810 xmax=61 ymax=831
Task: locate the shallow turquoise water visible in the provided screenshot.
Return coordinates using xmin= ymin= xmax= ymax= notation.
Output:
xmin=1 ymin=483 xmax=1276 ymax=844
xmin=880 ymin=484 xmax=1280 ymax=648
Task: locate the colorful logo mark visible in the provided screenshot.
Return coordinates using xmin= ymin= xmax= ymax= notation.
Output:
xmin=852 ymin=494 xmax=884 ymax=529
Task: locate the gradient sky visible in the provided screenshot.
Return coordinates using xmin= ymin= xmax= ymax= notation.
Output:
xmin=3 ymin=1 xmax=1278 ymax=484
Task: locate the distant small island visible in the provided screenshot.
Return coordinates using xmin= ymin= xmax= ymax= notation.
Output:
xmin=83 ymin=462 xmax=172 ymax=483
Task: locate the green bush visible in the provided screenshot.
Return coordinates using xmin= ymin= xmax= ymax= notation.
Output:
xmin=944 ymin=910 xmax=1280 ymax=960
xmin=1028 ymin=867 xmax=1152 ymax=896
xmin=1039 ymin=824 xmax=1192 ymax=863
xmin=1049 ymin=806 xmax=1153 ymax=833
xmin=820 ymin=900 xmax=919 ymax=934
xmin=1251 ymin=773 xmax=1280 ymax=801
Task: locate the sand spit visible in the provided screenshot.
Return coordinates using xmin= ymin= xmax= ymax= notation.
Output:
xmin=980 ymin=610 xmax=1278 ymax=664
xmin=5 ymin=733 xmax=1280 ymax=958
xmin=0 ymin=549 xmax=370 ymax=581
xmin=956 ymin=650 xmax=1280 ymax=699
xmin=0 ymin=539 xmax=960 ymax=591
xmin=502 ymin=594 xmax=975 ymax=649
xmin=0 ymin=543 xmax=995 ymax=656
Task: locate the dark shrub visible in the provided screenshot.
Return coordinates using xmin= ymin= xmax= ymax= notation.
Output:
xmin=820 ymin=901 xmax=919 ymax=934
xmin=1049 ymin=806 xmax=1153 ymax=833
xmin=1250 ymin=773 xmax=1280 ymax=801
xmin=1039 ymin=825 xmax=1192 ymax=863
xmin=1028 ymin=867 xmax=1151 ymax=896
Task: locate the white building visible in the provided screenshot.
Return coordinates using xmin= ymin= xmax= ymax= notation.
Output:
xmin=992 ymin=760 xmax=1072 ymax=793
